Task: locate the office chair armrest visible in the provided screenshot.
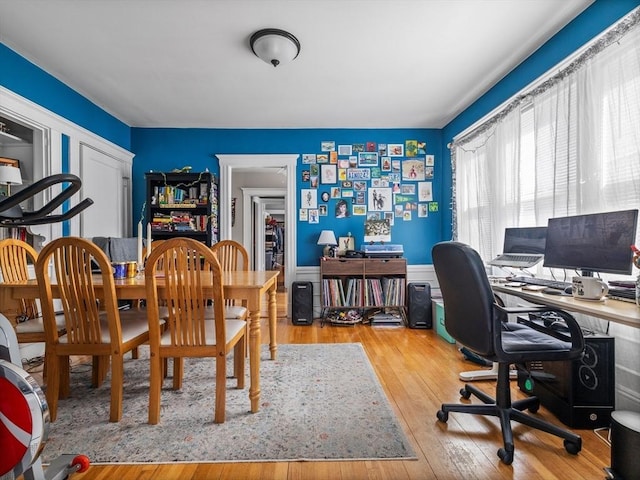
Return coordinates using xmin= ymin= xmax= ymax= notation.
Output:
xmin=495 ymin=304 xmax=585 ymax=355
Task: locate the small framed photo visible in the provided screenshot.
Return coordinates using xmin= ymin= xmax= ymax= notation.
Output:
xmin=321 ymin=164 xmax=337 ymax=184
xmin=338 ymin=144 xmax=352 ymax=156
xmin=302 ymin=153 xmax=317 ymax=164
xmin=358 ymin=152 xmax=378 ymax=167
xmin=388 ymin=144 xmax=404 ymax=157
xmin=337 ymin=236 xmax=355 ymax=256
xmin=321 ymin=141 xmax=335 ymax=152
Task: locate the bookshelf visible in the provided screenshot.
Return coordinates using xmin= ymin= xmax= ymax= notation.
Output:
xmin=145 ymin=171 xmax=218 ymax=246
xmin=320 ymin=257 xmax=407 ymax=325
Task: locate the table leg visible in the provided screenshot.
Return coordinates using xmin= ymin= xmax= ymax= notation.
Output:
xmin=268 ymin=285 xmax=277 ymax=360
xmin=248 ymin=297 xmax=261 ymax=413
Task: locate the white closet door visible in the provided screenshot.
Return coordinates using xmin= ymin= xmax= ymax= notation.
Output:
xmin=79 ymin=144 xmax=124 ymax=238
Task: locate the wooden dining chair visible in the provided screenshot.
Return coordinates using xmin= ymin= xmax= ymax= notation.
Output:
xmin=210 ymin=239 xmax=249 ymax=320
xmin=144 ymin=237 xmax=246 ymax=424
xmin=35 ymin=236 xmax=151 ymax=422
xmin=0 ymin=239 xmax=66 ymax=375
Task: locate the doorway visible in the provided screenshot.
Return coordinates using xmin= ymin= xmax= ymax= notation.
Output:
xmin=217 ymin=154 xmax=297 ymax=297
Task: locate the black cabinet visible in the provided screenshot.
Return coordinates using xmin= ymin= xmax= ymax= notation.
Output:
xmin=145 ymin=171 xmax=218 ymax=246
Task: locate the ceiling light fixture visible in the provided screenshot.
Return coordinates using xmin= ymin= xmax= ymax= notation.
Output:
xmin=250 ymin=28 xmax=300 ymax=67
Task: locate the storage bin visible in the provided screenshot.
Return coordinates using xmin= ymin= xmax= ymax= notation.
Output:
xmin=433 ymin=301 xmax=455 ymax=344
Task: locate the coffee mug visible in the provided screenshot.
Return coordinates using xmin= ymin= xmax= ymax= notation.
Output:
xmin=572 ymin=276 xmax=608 ymax=300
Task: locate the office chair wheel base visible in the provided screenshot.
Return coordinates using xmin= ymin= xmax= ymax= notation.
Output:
xmin=436 ymin=410 xmax=449 ymax=423
xmin=459 ymin=387 xmax=471 ymax=399
xmin=563 ymin=439 xmax=581 ymax=455
xmin=497 ymin=447 xmax=514 ymax=465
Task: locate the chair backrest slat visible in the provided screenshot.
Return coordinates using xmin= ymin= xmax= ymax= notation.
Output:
xmin=0 ymin=239 xmax=40 ymax=319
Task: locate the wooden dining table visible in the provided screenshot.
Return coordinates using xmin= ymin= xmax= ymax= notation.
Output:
xmin=0 ymin=269 xmax=280 ymax=414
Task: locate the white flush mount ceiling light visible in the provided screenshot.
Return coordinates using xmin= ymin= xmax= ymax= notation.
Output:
xmin=250 ymin=28 xmax=300 ymax=67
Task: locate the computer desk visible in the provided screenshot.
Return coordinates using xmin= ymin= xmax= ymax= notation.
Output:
xmin=492 ymin=284 xmax=640 ymax=329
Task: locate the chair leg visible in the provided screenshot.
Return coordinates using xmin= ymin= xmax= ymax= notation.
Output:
xmin=148 ymin=353 xmax=163 ymax=425
xmin=110 ymin=354 xmax=124 ymax=422
xmin=46 ymin=355 xmax=61 ymax=422
xmin=173 ymin=357 xmax=183 ymax=390
xmin=59 ymin=356 xmax=70 ymax=399
xmin=215 ymin=352 xmax=227 ymax=424
xmin=234 ymin=340 xmax=245 ymax=389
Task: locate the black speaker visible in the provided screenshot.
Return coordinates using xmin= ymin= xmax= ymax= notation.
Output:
xmin=608 ymin=411 xmax=640 ymax=480
xmin=292 ymin=281 xmax=313 ymax=325
xmin=517 ymin=319 xmax=615 ymax=428
xmin=407 ymin=283 xmax=432 ymax=329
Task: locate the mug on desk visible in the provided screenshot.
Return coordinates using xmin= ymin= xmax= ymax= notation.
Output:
xmin=572 ymin=276 xmax=608 ymax=300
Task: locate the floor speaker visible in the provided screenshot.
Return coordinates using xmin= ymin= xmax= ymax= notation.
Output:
xmin=607 ymin=411 xmax=640 ymax=480
xmin=517 ymin=320 xmax=615 ymax=428
xmin=407 ymin=283 xmax=432 ymax=329
xmin=292 ymin=281 xmax=313 ymax=325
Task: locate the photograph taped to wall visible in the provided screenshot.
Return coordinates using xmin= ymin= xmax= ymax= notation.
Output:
xmin=321 ymin=164 xmax=337 ymax=184
xmin=364 ymin=219 xmax=391 ymax=242
xmin=358 ymin=152 xmax=378 ymax=167
xmin=338 ymin=144 xmax=352 ymax=156
xmin=402 ymin=159 xmax=425 ymax=180
xmin=388 ymin=144 xmax=404 ymax=156
xmin=367 ymin=187 xmax=392 ymax=211
xmin=301 ymin=188 xmax=317 ymax=208
xmin=418 ymin=181 xmax=433 ymax=201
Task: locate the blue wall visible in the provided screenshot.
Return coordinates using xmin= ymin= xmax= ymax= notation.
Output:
xmin=0 ymin=44 xmax=130 ymax=150
xmin=131 ymin=128 xmax=442 ymax=266
xmin=1 ymin=0 xmax=637 ymax=267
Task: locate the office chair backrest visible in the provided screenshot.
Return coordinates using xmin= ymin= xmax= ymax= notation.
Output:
xmin=432 ymin=241 xmax=496 ymax=357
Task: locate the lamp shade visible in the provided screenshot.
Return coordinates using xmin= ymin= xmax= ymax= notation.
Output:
xmin=317 ymin=230 xmax=337 ymax=246
xmin=250 ymin=28 xmax=300 ymax=67
xmin=0 ymin=165 xmax=22 ymax=186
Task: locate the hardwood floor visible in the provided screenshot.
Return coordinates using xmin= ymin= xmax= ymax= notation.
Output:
xmin=41 ymin=311 xmax=610 ymax=480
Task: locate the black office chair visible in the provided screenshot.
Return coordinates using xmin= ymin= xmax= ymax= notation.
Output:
xmin=432 ymin=241 xmax=585 ymax=465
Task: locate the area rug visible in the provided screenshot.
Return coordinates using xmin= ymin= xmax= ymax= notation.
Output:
xmin=41 ymin=343 xmax=416 ymax=464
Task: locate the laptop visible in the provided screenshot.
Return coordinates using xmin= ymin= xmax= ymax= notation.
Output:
xmin=487 ymin=226 xmax=547 ymax=268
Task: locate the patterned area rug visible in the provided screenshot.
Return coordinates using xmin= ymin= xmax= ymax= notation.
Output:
xmin=41 ymin=343 xmax=416 ymax=464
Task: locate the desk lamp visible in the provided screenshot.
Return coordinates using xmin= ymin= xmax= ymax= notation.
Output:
xmin=317 ymin=230 xmax=337 ymax=257
xmin=0 ymin=164 xmax=22 ymax=196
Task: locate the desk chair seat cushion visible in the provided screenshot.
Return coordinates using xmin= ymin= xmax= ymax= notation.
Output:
xmin=223 ymin=305 xmax=248 ymax=320
xmin=500 ymin=323 xmax=572 ymax=355
xmin=14 ymin=314 xmax=65 ymax=334
xmin=158 ymin=318 xmax=245 ymax=346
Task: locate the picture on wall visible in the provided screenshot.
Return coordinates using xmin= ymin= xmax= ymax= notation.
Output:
xmin=388 ymin=144 xmax=404 ymax=156
xmin=364 ymin=219 xmax=391 ymax=243
xmin=338 ymin=144 xmax=352 ymax=156
xmin=301 ymin=189 xmax=317 ymax=208
xmin=302 ymin=154 xmax=317 ymax=164
xmin=321 ymin=164 xmax=337 ymax=184
xmin=337 ymin=236 xmax=355 ymax=255
xmin=367 ymin=187 xmax=392 ymax=211
xmin=402 ymin=159 xmax=425 ymax=180
xmin=358 ymin=152 xmax=378 ymax=167
xmin=317 ymin=153 xmax=329 ymax=163
xmin=418 ymin=181 xmax=433 ymax=201
xmin=405 ymin=140 xmax=418 ymax=157
xmin=335 ymin=199 xmax=350 ymax=218
xmin=321 ymin=141 xmax=335 ymax=152
xmin=417 ymin=141 xmax=427 ymax=155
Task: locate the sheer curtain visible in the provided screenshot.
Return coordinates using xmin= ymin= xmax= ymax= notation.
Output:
xmin=453 ymin=8 xmax=640 ymax=279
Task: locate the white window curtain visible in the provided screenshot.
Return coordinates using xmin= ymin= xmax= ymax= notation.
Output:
xmin=452 ymin=8 xmax=640 ymax=279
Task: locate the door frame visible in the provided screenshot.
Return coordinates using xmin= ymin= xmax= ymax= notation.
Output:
xmin=242 ymin=189 xmax=286 ymax=271
xmin=217 ymin=154 xmax=297 ymax=292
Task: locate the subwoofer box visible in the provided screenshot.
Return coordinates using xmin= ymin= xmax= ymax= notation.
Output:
xmin=407 ymin=283 xmax=432 ymax=329
xmin=517 ymin=317 xmax=615 ymax=429
xmin=292 ymin=281 xmax=313 ymax=325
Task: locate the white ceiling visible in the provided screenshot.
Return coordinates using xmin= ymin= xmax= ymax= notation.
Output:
xmin=0 ymin=0 xmax=594 ymax=129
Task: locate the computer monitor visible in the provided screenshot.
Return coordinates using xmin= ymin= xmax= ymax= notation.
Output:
xmin=543 ymin=209 xmax=639 ymax=276
xmin=503 ymin=227 xmax=547 ymax=254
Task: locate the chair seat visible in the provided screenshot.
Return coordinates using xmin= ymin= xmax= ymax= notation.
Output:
xmin=15 ymin=314 xmax=66 ymax=334
xmin=159 ymin=318 xmax=245 ymax=346
xmin=501 ymin=323 xmax=572 ymax=353
xmin=58 ymin=312 xmax=149 ymax=344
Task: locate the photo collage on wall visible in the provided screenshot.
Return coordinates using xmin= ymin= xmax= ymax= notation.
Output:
xmin=299 ymin=140 xmax=438 ymax=225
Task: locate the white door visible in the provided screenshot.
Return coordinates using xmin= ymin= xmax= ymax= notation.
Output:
xmin=79 ymin=144 xmax=126 ymax=238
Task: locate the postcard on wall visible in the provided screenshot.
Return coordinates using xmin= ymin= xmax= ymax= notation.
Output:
xmin=378 ymin=144 xmax=387 ymax=156
xmin=316 ymin=153 xmax=329 ymax=164
xmin=429 ymin=201 xmax=439 ymax=212
xmin=364 ymin=219 xmax=391 ymax=242
xmin=418 ymin=141 xmax=427 ymax=155
xmin=391 ymin=160 xmax=401 ymax=172
xmin=402 ymin=159 xmax=426 ymax=181
xmin=310 ymin=164 xmax=319 ymax=176
xmin=425 ymin=166 xmax=434 ymax=179
xmin=308 ymin=209 xmax=319 ymax=224
xmin=302 ymin=153 xmax=317 ymax=164
xmin=418 ymin=203 xmax=429 ymax=218
xmin=401 ymin=184 xmax=416 ymax=195
xmin=358 ymin=152 xmax=378 ymax=167
xmin=319 ymin=205 xmax=328 ymax=216
xmin=353 ymin=181 xmax=367 ymax=191
xmin=338 ymin=159 xmax=350 ymax=169
xmin=367 ymin=212 xmax=382 ymax=220
xmin=347 ymin=168 xmax=371 ymax=181
xmin=352 ymin=143 xmax=365 ymax=153
xmin=405 ymin=140 xmax=418 ymax=157
xmin=299 ymin=209 xmax=308 ymax=221
xmin=338 ymin=168 xmax=347 ymax=181
xmin=367 ymin=187 xmax=392 ymax=212
xmin=302 ymin=170 xmax=310 ymax=182
xmin=321 ymin=141 xmax=335 ymax=152
xmin=381 ymin=156 xmax=391 ymax=171
xmin=418 ymin=181 xmax=433 ymax=201
xmin=388 ymin=144 xmax=404 ymax=156
xmin=301 ymin=189 xmax=317 ymax=209
xmin=342 ymin=189 xmax=354 ymax=198
xmin=331 ymin=187 xmax=341 ymax=198
xmin=366 ymin=141 xmax=376 ymax=152
xmin=338 ymin=144 xmax=353 ymax=156
xmin=352 ymin=205 xmax=367 ymax=216
xmin=321 ymin=164 xmax=337 ymax=184
xmin=384 ymin=212 xmax=395 ymax=227
xmin=310 ymin=176 xmax=319 ymax=188
xmin=425 ymin=154 xmax=434 ymax=166
xmin=330 ymin=151 xmax=338 ymax=164
xmin=349 ymin=156 xmax=358 ymax=167
xmin=355 ymin=191 xmax=366 ymax=204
